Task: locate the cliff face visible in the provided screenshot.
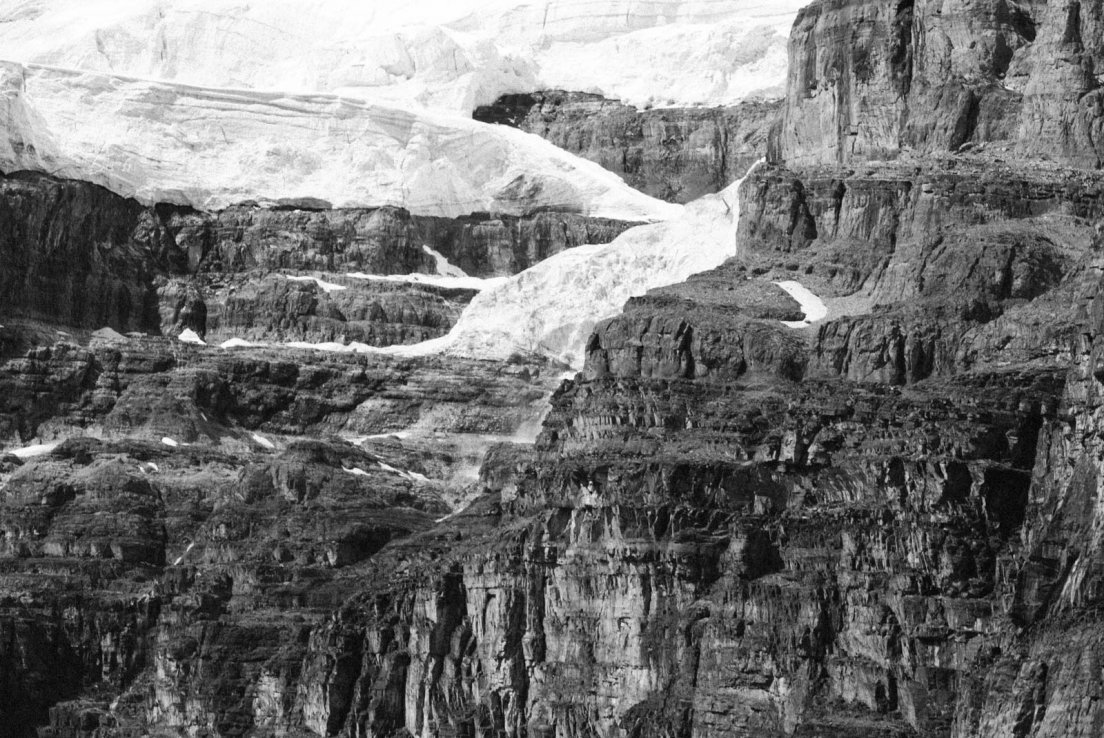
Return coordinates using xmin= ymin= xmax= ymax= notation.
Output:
xmin=0 ymin=172 xmax=637 ymax=353
xmin=0 ymin=338 xmax=562 ymax=737
xmin=776 ymin=0 xmax=1104 ymax=168
xmin=9 ymin=1 xmax=1104 ymax=737
xmin=476 ymin=92 xmax=778 ymax=203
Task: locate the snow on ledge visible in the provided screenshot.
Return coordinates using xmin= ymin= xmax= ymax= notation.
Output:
xmin=345 ymin=272 xmax=508 ymax=292
xmin=422 ymin=245 xmax=468 ymax=278
xmin=251 ymin=433 xmax=276 ymax=450
xmin=9 ymin=441 xmax=61 ymax=459
xmin=178 ymin=329 xmax=206 ymax=345
xmin=775 ymin=281 xmax=829 ymax=328
xmin=285 ymin=275 xmax=347 ymax=293
xmin=220 ymin=338 xmax=268 ymax=349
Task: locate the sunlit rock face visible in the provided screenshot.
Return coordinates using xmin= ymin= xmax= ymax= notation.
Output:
xmin=774 ymin=0 xmax=1104 ymax=169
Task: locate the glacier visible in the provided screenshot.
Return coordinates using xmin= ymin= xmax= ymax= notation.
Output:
xmin=0 ymin=0 xmax=806 ymax=111
xmin=0 ymin=60 xmax=680 ymax=218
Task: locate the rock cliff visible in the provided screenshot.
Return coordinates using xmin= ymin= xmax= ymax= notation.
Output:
xmin=8 ymin=0 xmax=1104 ymax=736
xmin=0 ymin=171 xmax=637 ymax=354
xmin=775 ymin=0 xmax=1104 ymax=169
xmin=475 ymin=92 xmax=779 ymax=203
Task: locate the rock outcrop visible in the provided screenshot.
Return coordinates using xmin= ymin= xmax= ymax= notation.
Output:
xmin=476 ymin=92 xmax=778 ymax=203
xmin=775 ymin=0 xmax=1104 ymax=169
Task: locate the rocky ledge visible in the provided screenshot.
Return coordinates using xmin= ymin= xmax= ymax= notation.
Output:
xmin=0 ymin=171 xmax=638 ymax=355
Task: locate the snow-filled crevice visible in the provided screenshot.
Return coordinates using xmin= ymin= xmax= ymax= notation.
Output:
xmin=774 ymin=280 xmax=829 ymax=328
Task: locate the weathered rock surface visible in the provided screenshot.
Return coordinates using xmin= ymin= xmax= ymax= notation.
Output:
xmin=0 ymin=171 xmax=637 ymax=356
xmin=171 ymin=204 xmax=638 ymax=279
xmin=0 ymin=337 xmax=565 ymax=737
xmin=775 ymin=0 xmax=1104 ymax=169
xmin=476 ymin=91 xmax=778 ymax=203
xmin=10 ymin=0 xmax=1104 ymax=736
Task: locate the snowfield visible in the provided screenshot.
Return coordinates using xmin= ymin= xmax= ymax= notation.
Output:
xmin=0 ymin=0 xmax=805 ymax=111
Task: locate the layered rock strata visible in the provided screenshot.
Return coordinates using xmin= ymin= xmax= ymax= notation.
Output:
xmin=0 ymin=171 xmax=637 ymax=354
xmin=12 ymin=0 xmax=1104 ymax=736
xmin=475 ymin=92 xmax=778 ymax=203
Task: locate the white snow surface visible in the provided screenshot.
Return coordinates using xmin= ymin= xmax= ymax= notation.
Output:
xmin=774 ymin=281 xmax=829 ymax=328
xmin=378 ymin=461 xmax=431 ymax=484
xmin=173 ymin=541 xmax=196 ymax=566
xmin=343 ymin=466 xmax=371 ymax=477
xmin=219 ymin=338 xmax=267 ymax=349
xmin=286 ymin=275 xmax=348 ymax=293
xmin=178 ymin=328 xmax=206 ymax=345
xmin=251 ymin=433 xmax=276 ymax=450
xmin=0 ymin=0 xmax=805 ymax=111
xmin=9 ymin=441 xmax=61 ymax=459
xmin=0 ymin=60 xmax=680 ymax=218
xmin=422 ymin=245 xmax=468 ymax=278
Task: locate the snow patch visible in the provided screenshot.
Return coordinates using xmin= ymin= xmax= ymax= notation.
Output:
xmin=285 ymin=335 xmax=455 ymax=359
xmin=378 ymin=461 xmax=431 ymax=484
xmin=178 ymin=329 xmax=206 ymax=345
xmin=219 ymin=338 xmax=268 ymax=349
xmin=173 ymin=541 xmax=196 ymax=566
xmin=343 ymin=466 xmax=371 ymax=477
xmin=346 ymin=431 xmax=413 ymax=446
xmin=775 ymin=281 xmax=829 ymax=328
xmin=251 ymin=433 xmax=276 ymax=450
xmin=422 ymin=245 xmax=468 ymax=278
xmin=286 ymin=275 xmax=347 ymax=293
xmin=9 ymin=441 xmax=61 ymax=459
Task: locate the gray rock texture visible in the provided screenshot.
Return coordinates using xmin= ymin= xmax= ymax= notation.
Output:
xmin=476 ymin=91 xmax=778 ymax=203
xmin=10 ymin=0 xmax=1104 ymax=736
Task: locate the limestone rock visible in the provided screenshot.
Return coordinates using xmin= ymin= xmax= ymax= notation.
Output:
xmin=476 ymin=91 xmax=779 ymax=203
